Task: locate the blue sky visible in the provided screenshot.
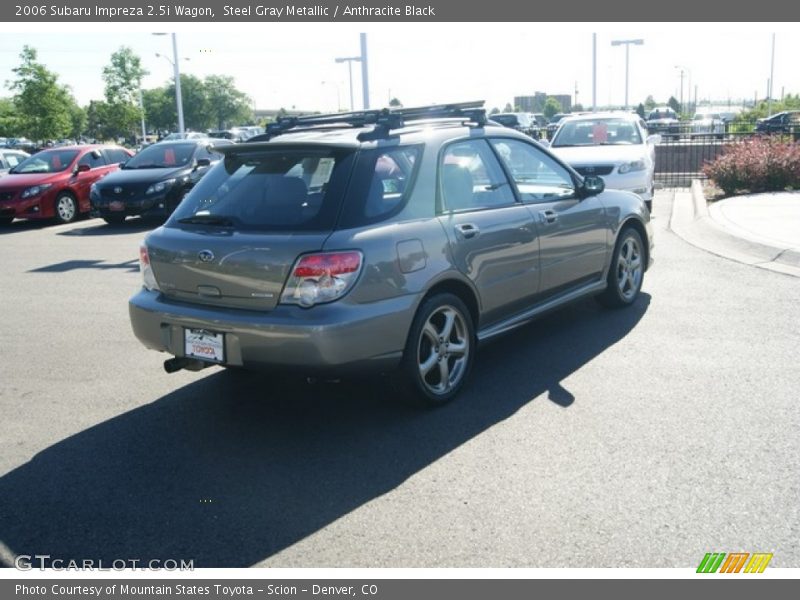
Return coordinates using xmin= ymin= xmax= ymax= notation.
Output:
xmin=0 ymin=24 xmax=797 ymax=113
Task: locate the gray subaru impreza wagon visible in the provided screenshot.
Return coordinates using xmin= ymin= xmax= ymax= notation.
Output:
xmin=130 ymin=102 xmax=653 ymax=406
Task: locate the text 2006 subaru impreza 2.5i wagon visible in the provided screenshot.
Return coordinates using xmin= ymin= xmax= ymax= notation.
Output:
xmin=130 ymin=102 xmax=653 ymax=406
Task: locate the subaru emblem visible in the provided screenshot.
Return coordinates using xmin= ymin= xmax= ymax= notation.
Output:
xmin=114 ymin=187 xmax=123 ymax=194
xmin=198 ymin=250 xmax=214 ymax=263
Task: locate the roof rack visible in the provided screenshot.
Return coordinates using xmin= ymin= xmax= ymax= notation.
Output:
xmin=262 ymin=101 xmax=487 ymax=140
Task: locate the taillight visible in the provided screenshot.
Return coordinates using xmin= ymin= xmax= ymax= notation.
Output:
xmin=139 ymin=243 xmax=160 ymax=291
xmin=281 ymin=251 xmax=363 ymax=308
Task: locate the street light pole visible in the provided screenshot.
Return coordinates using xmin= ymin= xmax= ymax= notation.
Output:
xmin=768 ymin=33 xmax=775 ymax=117
xmin=138 ymin=84 xmax=147 ymax=142
xmin=334 ymin=56 xmax=360 ymax=111
xmin=610 ymin=38 xmax=644 ymax=109
xmin=153 ymin=33 xmax=185 ymax=135
xmin=674 ymin=65 xmax=692 ymax=115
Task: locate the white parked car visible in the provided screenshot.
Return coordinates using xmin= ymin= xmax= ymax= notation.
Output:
xmin=691 ymin=112 xmax=725 ymax=138
xmin=546 ymin=112 xmax=658 ymax=211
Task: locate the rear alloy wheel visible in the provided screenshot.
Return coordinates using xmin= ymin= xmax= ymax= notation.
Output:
xmin=399 ymin=293 xmax=475 ymax=407
xmin=54 ymin=192 xmax=78 ymax=224
xmin=598 ymin=227 xmax=645 ymax=308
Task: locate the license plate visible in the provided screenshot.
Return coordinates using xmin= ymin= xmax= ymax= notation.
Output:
xmin=184 ymin=328 xmax=224 ymax=363
xmin=109 ymin=201 xmax=125 ymax=211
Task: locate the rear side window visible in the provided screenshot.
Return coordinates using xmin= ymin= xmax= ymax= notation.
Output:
xmin=105 ymin=148 xmax=130 ymax=164
xmin=168 ymin=147 xmax=355 ymax=231
xmin=78 ymin=151 xmax=107 ymax=169
xmin=338 ymin=146 xmax=421 ymax=227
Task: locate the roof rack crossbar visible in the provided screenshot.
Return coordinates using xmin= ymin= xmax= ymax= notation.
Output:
xmin=265 ymin=101 xmax=487 ymax=139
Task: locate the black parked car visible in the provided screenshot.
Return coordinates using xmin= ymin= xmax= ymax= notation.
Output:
xmin=755 ymin=111 xmax=800 ymax=136
xmin=90 ymin=140 xmax=231 ymax=224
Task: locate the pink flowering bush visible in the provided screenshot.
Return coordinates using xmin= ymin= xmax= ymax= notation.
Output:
xmin=703 ymin=136 xmax=800 ymax=196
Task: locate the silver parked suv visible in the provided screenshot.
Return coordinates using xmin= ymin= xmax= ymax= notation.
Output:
xmin=130 ymin=102 xmax=653 ymax=406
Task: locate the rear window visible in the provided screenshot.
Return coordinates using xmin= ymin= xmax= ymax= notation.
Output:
xmin=492 ymin=115 xmax=521 ymax=127
xmin=167 ymin=146 xmax=355 ymax=231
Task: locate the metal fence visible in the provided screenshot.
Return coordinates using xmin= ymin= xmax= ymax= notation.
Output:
xmin=654 ymin=119 xmax=799 ymax=188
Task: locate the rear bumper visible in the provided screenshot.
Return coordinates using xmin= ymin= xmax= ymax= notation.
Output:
xmin=129 ymin=289 xmax=419 ymax=373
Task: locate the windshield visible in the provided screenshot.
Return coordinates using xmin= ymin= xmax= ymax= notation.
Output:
xmin=492 ymin=115 xmax=519 ymax=127
xmin=552 ymin=119 xmax=643 ymax=147
xmin=10 ymin=149 xmax=79 ymax=174
xmin=124 ymin=143 xmax=196 ymax=169
xmin=168 ymin=147 xmax=355 ymax=231
xmin=648 ymin=110 xmax=676 ymax=120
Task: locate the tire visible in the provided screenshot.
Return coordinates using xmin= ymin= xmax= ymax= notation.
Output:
xmin=103 ymin=215 xmax=126 ymax=225
xmin=53 ymin=191 xmax=78 ymax=224
xmin=597 ymin=227 xmax=645 ymax=308
xmin=396 ymin=293 xmax=475 ymax=407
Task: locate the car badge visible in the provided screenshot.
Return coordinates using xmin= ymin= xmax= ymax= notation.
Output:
xmin=198 ymin=250 xmax=215 ymax=263
xmin=114 ymin=187 xmax=123 ymax=194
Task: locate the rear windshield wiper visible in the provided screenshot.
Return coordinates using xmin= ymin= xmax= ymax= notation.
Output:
xmin=177 ymin=214 xmax=235 ymax=226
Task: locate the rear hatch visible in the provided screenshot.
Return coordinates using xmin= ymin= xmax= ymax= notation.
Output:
xmin=147 ymin=228 xmax=330 ymax=311
xmin=146 ymin=144 xmax=357 ymax=311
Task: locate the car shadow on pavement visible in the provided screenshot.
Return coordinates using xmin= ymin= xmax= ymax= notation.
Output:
xmin=0 ymin=220 xmax=53 ymax=235
xmin=57 ymin=218 xmax=159 ymax=237
xmin=28 ymin=259 xmax=140 ymax=273
xmin=0 ymin=294 xmax=649 ymax=568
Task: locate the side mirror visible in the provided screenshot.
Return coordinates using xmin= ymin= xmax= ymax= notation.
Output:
xmin=646 ymin=134 xmax=662 ymax=145
xmin=581 ymin=175 xmax=605 ymax=197
xmin=195 ymin=158 xmax=211 ymax=168
xmin=75 ymin=164 xmax=91 ymax=173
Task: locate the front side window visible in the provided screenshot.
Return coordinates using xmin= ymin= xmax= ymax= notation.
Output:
xmin=168 ymin=147 xmax=354 ymax=231
xmin=439 ymin=139 xmax=515 ymax=212
xmin=490 ymin=138 xmax=576 ymax=203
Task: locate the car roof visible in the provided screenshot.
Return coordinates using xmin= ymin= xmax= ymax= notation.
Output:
xmin=560 ymin=112 xmax=641 ymax=122
xmin=218 ymin=103 xmax=546 ymax=154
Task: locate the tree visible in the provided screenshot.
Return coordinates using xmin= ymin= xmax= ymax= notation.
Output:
xmin=389 ymin=97 xmax=402 ymax=108
xmin=503 ymin=102 xmax=513 ymax=113
xmin=573 ymin=103 xmax=584 ymax=112
xmin=204 ymin=74 xmax=252 ymax=129
xmin=141 ymin=87 xmax=174 ymax=133
xmin=667 ymin=96 xmax=680 ymax=114
xmin=0 ymin=97 xmax=19 ymax=137
xmin=66 ymin=99 xmax=86 ymax=140
xmin=644 ymin=95 xmax=656 ymax=110
xmin=635 ymin=103 xmax=646 ymax=118
xmin=490 ymin=107 xmax=500 ymax=115
xmin=165 ymin=73 xmax=210 ymax=131
xmin=85 ymin=100 xmax=113 ymax=141
xmin=543 ymin=97 xmax=563 ymax=119
xmin=102 ymin=47 xmax=147 ymax=140
xmin=7 ymin=46 xmax=73 ymax=141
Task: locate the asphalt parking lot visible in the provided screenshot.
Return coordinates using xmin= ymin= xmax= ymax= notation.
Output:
xmin=0 ymin=193 xmax=798 ymax=568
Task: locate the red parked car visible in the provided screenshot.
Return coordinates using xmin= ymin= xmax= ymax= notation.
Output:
xmin=0 ymin=145 xmax=132 ymax=225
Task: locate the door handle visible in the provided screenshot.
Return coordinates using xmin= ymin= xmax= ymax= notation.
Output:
xmin=539 ymin=209 xmax=558 ymax=224
xmin=454 ymin=223 xmax=480 ymax=239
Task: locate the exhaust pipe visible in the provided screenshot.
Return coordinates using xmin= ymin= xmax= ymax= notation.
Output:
xmin=164 ymin=357 xmax=210 ymax=373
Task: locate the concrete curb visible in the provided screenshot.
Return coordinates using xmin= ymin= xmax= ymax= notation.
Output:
xmin=668 ymin=180 xmax=800 ymax=278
